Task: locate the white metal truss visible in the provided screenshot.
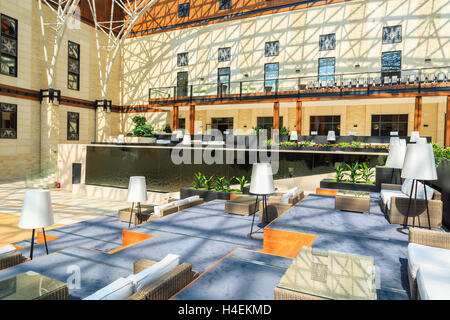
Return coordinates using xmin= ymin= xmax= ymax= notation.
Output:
xmin=38 ymin=0 xmax=81 ymax=89
xmin=87 ymin=0 xmax=157 ymax=100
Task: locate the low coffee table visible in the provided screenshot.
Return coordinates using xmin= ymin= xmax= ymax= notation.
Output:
xmin=335 ymin=190 xmax=371 ymax=213
xmin=0 ymin=271 xmax=68 ymax=300
xmin=274 ymin=247 xmax=377 ymax=300
xmin=118 ymin=205 xmax=154 ymax=226
xmin=225 ymin=196 xmax=260 ymax=216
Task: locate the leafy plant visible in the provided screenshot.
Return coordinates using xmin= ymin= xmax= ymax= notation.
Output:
xmin=345 ymin=162 xmax=362 ymax=183
xmin=163 ymin=124 xmax=172 ymax=133
xmin=360 ymin=163 xmax=375 ymax=183
xmin=133 ymin=124 xmax=154 ymax=137
xmin=280 ymin=141 xmax=297 ymax=147
xmin=338 ymin=142 xmax=351 ymax=148
xmin=193 ymin=172 xmax=204 ymax=189
xmin=204 ymin=175 xmax=214 ymax=190
xmin=299 ymin=140 xmax=313 ymax=147
xmin=335 ymin=165 xmax=345 ymax=183
xmin=279 ymin=126 xmax=290 ymax=136
xmin=132 ymin=115 xmax=147 ymax=127
xmin=351 ymin=141 xmax=363 ymax=149
xmin=223 ymin=178 xmax=232 ymax=192
xmin=234 ymin=176 xmax=248 ymax=193
xmin=252 ymin=126 xmax=262 ymax=135
xmin=215 ymin=177 xmax=225 ymax=192
xmin=433 ymin=143 xmax=450 ymax=167
xmin=265 ymin=139 xmax=275 ymax=146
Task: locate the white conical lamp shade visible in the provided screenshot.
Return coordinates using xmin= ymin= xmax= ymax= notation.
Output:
xmin=19 ymin=190 xmax=54 ymax=229
xmin=182 ymin=134 xmax=191 ymax=144
xmin=327 ymin=131 xmax=336 ymax=141
xmin=385 ymin=140 xmax=407 ymax=169
xmin=290 ymin=131 xmax=298 ymax=141
xmin=401 ymin=143 xmax=437 ymax=180
xmin=389 ymin=136 xmax=399 ymax=146
xmin=249 ymin=163 xmax=275 ymax=195
xmin=126 ymin=176 xmax=148 ymax=202
xmin=416 ymin=137 xmax=427 ymax=144
xmin=410 ymin=131 xmax=420 ymax=142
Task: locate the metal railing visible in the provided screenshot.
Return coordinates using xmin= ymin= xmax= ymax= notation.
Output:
xmin=148 ymin=66 xmax=450 ymax=101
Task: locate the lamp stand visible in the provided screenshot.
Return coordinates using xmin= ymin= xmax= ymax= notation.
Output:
xmin=29 ymin=228 xmax=49 ymax=260
xmin=248 ymin=195 xmax=267 ymax=239
xmin=128 ymin=202 xmax=143 ymax=228
xmin=390 ymin=168 xmax=402 ymax=185
xmin=402 ymin=179 xmax=432 ymax=230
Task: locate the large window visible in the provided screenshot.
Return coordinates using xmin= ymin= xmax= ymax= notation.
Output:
xmin=177 ymin=71 xmax=188 ymax=97
xmin=257 ymin=116 xmax=283 ymax=137
xmin=67 ymin=112 xmax=79 ymax=141
xmin=0 ymin=103 xmax=17 ymax=139
xmin=217 ymin=67 xmax=230 ymax=95
xmin=382 ymin=25 xmax=402 ymax=44
xmin=219 ymin=0 xmax=231 ymax=10
xmin=178 ymin=3 xmax=190 ymax=18
xmin=318 ymin=57 xmax=335 ymax=83
xmin=1 ymin=14 xmax=18 ymax=77
xmin=310 ymin=115 xmax=340 ymax=136
xmin=381 ymin=51 xmax=401 ymax=79
xmin=264 ymin=63 xmax=279 ymax=93
xmin=178 ymin=118 xmax=186 ymax=130
xmin=371 ymin=114 xmax=408 ymax=136
xmin=211 ymin=117 xmax=233 ymax=134
xmin=68 ymin=41 xmax=80 ymax=90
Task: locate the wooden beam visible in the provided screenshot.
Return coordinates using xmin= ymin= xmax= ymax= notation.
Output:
xmin=446 ymin=96 xmax=450 ymax=147
xmin=189 ymin=104 xmax=195 ymax=135
xmin=173 ymin=106 xmax=179 ymax=130
xmin=414 ymin=96 xmax=423 ymax=133
xmin=273 ymin=101 xmax=280 ymax=130
xmin=296 ymin=100 xmax=302 ymax=135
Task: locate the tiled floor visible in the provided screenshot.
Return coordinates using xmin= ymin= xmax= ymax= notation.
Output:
xmin=0 ymin=180 xmax=130 ymax=247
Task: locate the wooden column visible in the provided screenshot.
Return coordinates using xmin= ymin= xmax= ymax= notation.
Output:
xmin=189 ymin=104 xmax=195 ymax=135
xmin=172 ymin=106 xmax=179 ymax=130
xmin=296 ymin=100 xmax=302 ymax=135
xmin=414 ymin=96 xmax=423 ymax=133
xmin=273 ymin=101 xmax=280 ymax=130
xmin=446 ymin=96 xmax=450 ymax=147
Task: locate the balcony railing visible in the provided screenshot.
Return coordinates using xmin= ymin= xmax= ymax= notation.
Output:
xmin=148 ymin=66 xmax=450 ymax=103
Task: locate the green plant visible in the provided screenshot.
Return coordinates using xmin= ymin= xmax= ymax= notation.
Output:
xmin=265 ymin=139 xmax=275 ymax=146
xmin=133 ymin=124 xmax=154 ymax=137
xmin=215 ymin=177 xmax=225 ymax=192
xmin=223 ymin=178 xmax=232 ymax=192
xmin=345 ymin=162 xmax=362 ymax=183
xmin=280 ymin=141 xmax=297 ymax=147
xmin=335 ymin=164 xmax=345 ymax=183
xmin=193 ymin=172 xmax=204 ymax=189
xmin=433 ymin=143 xmax=450 ymax=167
xmin=132 ymin=115 xmax=147 ymax=127
xmin=252 ymin=126 xmax=262 ymax=135
xmin=360 ymin=163 xmax=375 ymax=183
xmin=279 ymin=126 xmax=290 ymax=136
xmin=299 ymin=140 xmax=313 ymax=147
xmin=163 ymin=124 xmax=172 ymax=133
xmin=338 ymin=142 xmax=351 ymax=148
xmin=204 ymin=175 xmax=214 ymax=190
xmin=351 ymin=141 xmax=363 ymax=149
xmin=234 ymin=176 xmax=248 ymax=193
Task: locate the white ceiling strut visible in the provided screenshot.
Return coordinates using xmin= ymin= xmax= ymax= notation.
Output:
xmin=38 ymin=0 xmax=81 ymax=89
xmin=87 ymin=0 xmax=157 ymax=100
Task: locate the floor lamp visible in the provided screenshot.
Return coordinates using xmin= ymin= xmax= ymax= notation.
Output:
xmin=127 ymin=176 xmax=148 ymax=228
xmin=248 ymin=163 xmax=275 ymax=239
xmin=386 ymin=139 xmax=406 ymax=185
xmin=19 ymin=190 xmax=54 ymax=260
xmin=400 ymin=141 xmax=437 ymax=229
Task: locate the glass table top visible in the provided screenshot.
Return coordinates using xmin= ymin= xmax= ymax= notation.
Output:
xmin=0 ymin=271 xmax=67 ymax=300
xmin=336 ymin=190 xmax=371 ymax=198
xmin=276 ymin=247 xmax=377 ymax=300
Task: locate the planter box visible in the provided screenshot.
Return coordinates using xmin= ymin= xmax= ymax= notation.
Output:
xmin=180 ymin=187 xmax=249 ymax=202
xmin=432 ymin=159 xmax=450 ymax=228
xmin=320 ymin=179 xmax=377 ymax=192
xmin=375 ymin=166 xmax=398 ymax=191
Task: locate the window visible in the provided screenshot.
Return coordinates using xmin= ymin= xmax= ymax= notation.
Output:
xmin=310 ymin=115 xmax=341 ymax=136
xmin=371 ymin=114 xmax=408 ymax=136
xmin=318 ymin=57 xmax=335 ymax=83
xmin=319 ymin=34 xmax=336 ymax=51
xmin=67 ymin=112 xmax=79 ymax=141
xmin=178 ymin=118 xmax=186 ymax=130
xmin=381 ymin=51 xmax=401 ymax=79
xmin=264 ymin=63 xmax=279 ymax=93
xmin=257 ymin=116 xmax=283 ymax=137
xmin=218 ymin=47 xmax=231 ymax=62
xmin=382 ymin=25 xmax=402 ymax=44
xmin=177 ymin=71 xmax=188 ymax=97
xmin=0 ymin=103 xmax=17 ymax=139
xmin=178 ymin=3 xmax=190 ymax=18
xmin=1 ymin=14 xmax=18 ymax=77
xmin=211 ymin=117 xmax=233 ymax=134
xmin=218 ymin=67 xmax=230 ymax=95
xmin=68 ymin=41 xmax=80 ymax=90
xmin=219 ymin=0 xmax=231 ymax=10
xmin=177 ymin=52 xmax=188 ymax=67
xmin=265 ymin=41 xmax=279 ymax=57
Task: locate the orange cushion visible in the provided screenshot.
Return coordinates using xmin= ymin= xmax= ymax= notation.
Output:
xmin=316 ymin=188 xmax=338 ymax=196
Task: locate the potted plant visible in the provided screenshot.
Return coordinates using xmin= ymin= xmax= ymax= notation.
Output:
xmin=127 ymin=115 xmax=156 ymax=143
xmin=279 ymin=126 xmax=290 ymax=142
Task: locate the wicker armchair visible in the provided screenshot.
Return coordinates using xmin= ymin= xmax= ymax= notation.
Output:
xmin=380 ymin=183 xmax=443 ymax=229
xmin=259 ymin=190 xmax=305 ymax=223
xmin=0 ymin=251 xmax=27 ymax=270
xmin=408 ymin=228 xmax=450 ymax=299
xmin=127 ymin=259 xmax=198 ymax=300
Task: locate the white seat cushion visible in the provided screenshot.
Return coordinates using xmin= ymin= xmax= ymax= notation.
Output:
xmin=380 ymin=190 xmax=408 ymax=210
xmin=83 ymin=277 xmax=134 ymax=300
xmin=0 ymin=245 xmax=16 ymax=257
xmin=127 ymin=254 xmax=180 ymax=292
xmin=408 ymin=243 xmax=450 ymax=279
xmin=280 ymin=187 xmax=299 ymax=204
xmin=417 ymin=264 xmax=450 ymax=300
xmin=185 ymin=195 xmax=200 ymax=202
xmin=154 ymin=203 xmax=175 ymax=215
xmin=401 ymin=179 xmax=434 ymax=200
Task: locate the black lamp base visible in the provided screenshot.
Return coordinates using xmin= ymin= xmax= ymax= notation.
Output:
xmin=29 ymin=228 xmax=49 ymax=260
xmin=247 ymin=195 xmax=268 ymax=240
xmin=402 ymin=179 xmax=432 ymax=230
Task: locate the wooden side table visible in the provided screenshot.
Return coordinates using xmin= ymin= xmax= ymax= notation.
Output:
xmin=335 ymin=190 xmax=371 ymax=214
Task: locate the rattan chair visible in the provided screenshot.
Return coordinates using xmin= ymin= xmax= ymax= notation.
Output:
xmin=0 ymin=251 xmax=27 ymax=270
xmin=258 ymin=189 xmax=305 ymax=223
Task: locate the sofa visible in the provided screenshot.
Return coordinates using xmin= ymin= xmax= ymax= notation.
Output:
xmin=380 ymin=180 xmax=443 ymax=229
xmin=407 ymin=228 xmax=450 ymax=300
xmin=84 ymin=254 xmax=198 ymax=300
xmin=0 ymin=245 xmax=27 ymax=270
xmin=258 ymin=187 xmax=305 ymax=223
xmin=154 ymin=196 xmax=204 ymax=217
